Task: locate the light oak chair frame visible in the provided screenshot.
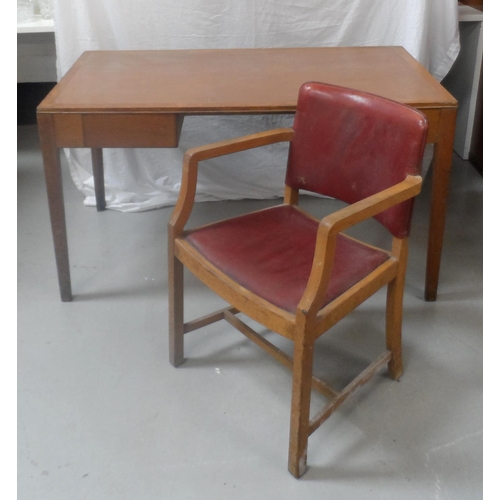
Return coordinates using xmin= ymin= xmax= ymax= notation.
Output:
xmin=168 ymin=127 xmax=422 ymax=478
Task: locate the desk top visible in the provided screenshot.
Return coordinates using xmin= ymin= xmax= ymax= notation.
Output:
xmin=38 ymin=47 xmax=456 ymax=114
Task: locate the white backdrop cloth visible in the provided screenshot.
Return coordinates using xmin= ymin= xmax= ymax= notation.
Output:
xmin=53 ymin=0 xmax=459 ymax=212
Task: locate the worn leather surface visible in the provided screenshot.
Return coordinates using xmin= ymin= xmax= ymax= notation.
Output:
xmin=285 ymin=82 xmax=428 ymax=238
xmin=185 ymin=205 xmax=390 ymax=313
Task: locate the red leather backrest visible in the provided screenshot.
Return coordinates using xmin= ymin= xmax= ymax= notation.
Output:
xmin=285 ymin=82 xmax=428 ymax=238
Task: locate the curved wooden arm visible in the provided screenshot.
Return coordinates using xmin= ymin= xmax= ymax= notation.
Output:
xmin=186 ymin=127 xmax=294 ymax=162
xmin=297 ymin=175 xmax=422 ymax=316
xmin=169 ymin=128 xmax=294 ymax=237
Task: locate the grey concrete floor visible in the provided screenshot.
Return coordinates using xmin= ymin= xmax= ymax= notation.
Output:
xmin=18 ymin=124 xmax=482 ymax=499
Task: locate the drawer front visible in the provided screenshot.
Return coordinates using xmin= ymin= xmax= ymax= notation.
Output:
xmin=53 ymin=113 xmax=183 ymax=148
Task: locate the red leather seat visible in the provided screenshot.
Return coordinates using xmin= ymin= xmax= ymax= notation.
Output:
xmin=186 ymin=205 xmax=390 ymax=313
xmin=168 ymin=82 xmax=428 ymax=478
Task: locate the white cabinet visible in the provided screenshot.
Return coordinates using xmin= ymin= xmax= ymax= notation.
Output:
xmin=442 ymin=4 xmax=483 ymax=160
xmin=17 ymin=16 xmax=56 ymax=83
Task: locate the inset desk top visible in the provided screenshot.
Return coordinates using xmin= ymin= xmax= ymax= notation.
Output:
xmin=38 ymin=47 xmax=456 ymax=114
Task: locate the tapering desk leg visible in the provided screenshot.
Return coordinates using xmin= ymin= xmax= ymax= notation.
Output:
xmin=91 ymin=148 xmax=106 ymax=211
xmin=38 ymin=113 xmax=73 ymax=302
xmin=425 ymin=108 xmax=457 ymax=302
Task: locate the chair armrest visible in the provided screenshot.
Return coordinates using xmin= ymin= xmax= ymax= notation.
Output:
xmin=319 ymin=175 xmax=422 ymax=235
xmin=298 ymin=175 xmax=422 ymax=315
xmin=169 ymin=128 xmax=294 ymax=236
xmin=185 ymin=128 xmax=294 ymax=162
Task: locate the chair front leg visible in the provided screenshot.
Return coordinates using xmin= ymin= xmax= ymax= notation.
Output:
xmin=386 ymin=237 xmax=408 ymax=380
xmin=169 ymin=239 xmax=185 ymax=367
xmin=288 ymin=333 xmax=315 ymax=478
xmin=386 ymin=279 xmax=403 ymax=380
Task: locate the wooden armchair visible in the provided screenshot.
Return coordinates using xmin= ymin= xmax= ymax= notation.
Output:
xmin=168 ymin=82 xmax=428 ymax=477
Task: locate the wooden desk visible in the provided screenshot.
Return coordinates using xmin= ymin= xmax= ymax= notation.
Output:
xmin=37 ymin=47 xmax=457 ymax=302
